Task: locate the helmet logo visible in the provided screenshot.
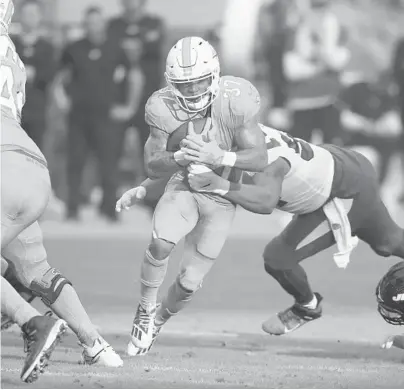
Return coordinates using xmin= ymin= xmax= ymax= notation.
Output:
xmin=392 ymin=293 xmax=404 ymax=302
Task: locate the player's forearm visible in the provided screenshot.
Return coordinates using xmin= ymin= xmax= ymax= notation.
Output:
xmin=223 ymin=146 xmax=268 ymax=172
xmin=146 ymin=151 xmax=184 ymax=179
xmin=222 ymin=182 xmax=276 ymax=215
xmin=140 ymin=177 xmax=169 ymax=202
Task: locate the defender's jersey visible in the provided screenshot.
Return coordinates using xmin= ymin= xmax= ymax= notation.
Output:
xmin=256 ymin=125 xmax=335 ymax=214
xmin=145 ymin=75 xmax=261 ymax=201
xmin=0 ymin=33 xmax=44 ymax=160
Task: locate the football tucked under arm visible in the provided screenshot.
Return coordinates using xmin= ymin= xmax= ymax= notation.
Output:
xmin=144 ymin=126 xmax=188 ymax=179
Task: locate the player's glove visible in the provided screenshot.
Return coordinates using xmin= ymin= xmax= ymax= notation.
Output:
xmin=116 ymin=186 xmax=147 ymax=212
xmin=381 ymin=334 xmax=404 ymax=350
xmin=187 ymin=164 xmax=230 ymax=196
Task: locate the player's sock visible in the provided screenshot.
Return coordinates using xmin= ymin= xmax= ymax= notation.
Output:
xmin=156 ymin=278 xmax=193 ymax=325
xmin=1 ymin=276 xmax=40 ymax=327
xmin=50 ymin=284 xmax=100 ymax=346
xmin=140 ymin=250 xmax=169 ymax=309
xmin=302 ymin=294 xmax=318 ymax=309
xmin=266 ymin=265 xmax=315 ymax=305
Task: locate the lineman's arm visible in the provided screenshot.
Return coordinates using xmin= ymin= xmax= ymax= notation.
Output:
xmin=116 ymin=177 xmax=168 ymax=212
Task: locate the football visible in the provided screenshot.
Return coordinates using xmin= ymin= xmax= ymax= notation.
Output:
xmin=166 ymin=117 xmax=210 ymax=152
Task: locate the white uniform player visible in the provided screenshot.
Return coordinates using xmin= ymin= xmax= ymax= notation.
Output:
xmin=1 ymin=0 xmax=123 ymax=370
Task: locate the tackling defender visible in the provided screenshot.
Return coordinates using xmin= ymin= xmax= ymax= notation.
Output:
xmin=126 ymin=36 xmax=268 ymax=355
xmin=0 ymin=0 xmax=122 ymax=371
xmin=118 ymin=123 xmax=404 ymax=338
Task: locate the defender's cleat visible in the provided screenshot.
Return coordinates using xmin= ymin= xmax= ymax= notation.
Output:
xmin=262 ymin=293 xmax=323 ymax=336
xmin=80 ymin=338 xmax=123 ymax=367
xmin=20 ymin=316 xmax=67 ymax=383
xmin=129 ymin=303 xmax=157 ymax=349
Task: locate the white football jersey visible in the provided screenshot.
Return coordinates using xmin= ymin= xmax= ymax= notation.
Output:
xmin=248 ymin=125 xmax=335 ymax=214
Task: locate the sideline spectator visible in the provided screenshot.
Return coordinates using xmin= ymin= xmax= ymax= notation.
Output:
xmin=109 ymin=0 xmax=165 ymax=180
xmin=13 ymin=0 xmax=55 ymax=151
xmin=284 ymin=0 xmax=350 ymax=144
xmin=54 ymin=6 xmax=131 ymax=222
xmin=340 ymin=72 xmax=402 ymax=186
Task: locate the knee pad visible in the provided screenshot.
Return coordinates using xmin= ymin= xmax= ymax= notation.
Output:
xmin=29 ymin=267 xmax=72 ymax=306
xmin=178 ymin=251 xmax=214 ymax=292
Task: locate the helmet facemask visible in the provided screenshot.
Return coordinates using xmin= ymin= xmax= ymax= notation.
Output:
xmin=376 ymin=280 xmax=404 ymax=326
xmin=377 ymin=302 xmax=404 ymax=326
xmin=165 ymin=70 xmax=220 ymax=114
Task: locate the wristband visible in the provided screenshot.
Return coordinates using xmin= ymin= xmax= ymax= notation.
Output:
xmin=222 ymin=151 xmax=237 ymax=167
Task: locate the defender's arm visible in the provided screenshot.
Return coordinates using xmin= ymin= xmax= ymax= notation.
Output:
xmin=144 ymin=126 xmax=187 ymax=179
xmin=223 ymin=158 xmax=289 ymax=214
xmin=188 ymin=158 xmax=289 ymax=214
xmin=230 ymin=116 xmax=268 ymax=171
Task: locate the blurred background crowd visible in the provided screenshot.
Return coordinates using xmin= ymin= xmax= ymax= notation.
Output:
xmin=8 ymin=0 xmax=404 ymax=223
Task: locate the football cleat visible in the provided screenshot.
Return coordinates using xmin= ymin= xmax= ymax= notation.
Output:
xmin=80 ymin=337 xmax=123 ymax=367
xmin=128 ymin=303 xmax=157 ymax=350
xmin=127 ymin=321 xmax=163 ymax=357
xmin=20 ymin=316 xmax=67 ymax=383
xmin=262 ymin=293 xmax=323 ymax=336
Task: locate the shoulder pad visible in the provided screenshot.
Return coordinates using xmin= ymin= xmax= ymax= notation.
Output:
xmin=145 ymin=88 xmax=192 ymax=133
xmin=220 ymin=76 xmax=261 ymax=127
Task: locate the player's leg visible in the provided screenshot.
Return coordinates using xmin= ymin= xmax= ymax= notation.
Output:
xmin=2 ymin=274 xmax=67 ymax=383
xmin=156 ymin=198 xmax=235 ymax=322
xmin=131 ymin=198 xmax=236 ymax=356
xmin=3 ymin=222 xmax=123 ymax=367
xmin=1 ymin=151 xmax=50 ymax=248
xmin=1 ymin=258 xmax=36 ymax=331
xmin=262 ymin=208 xmax=336 ymax=335
xmin=355 ymin=195 xmax=404 ymax=260
xmin=128 ymin=188 xmax=200 ymax=351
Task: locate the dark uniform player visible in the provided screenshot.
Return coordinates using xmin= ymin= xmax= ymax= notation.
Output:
xmin=377 ymin=262 xmax=404 ymax=350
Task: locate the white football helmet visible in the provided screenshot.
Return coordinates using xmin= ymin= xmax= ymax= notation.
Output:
xmin=165 ymin=36 xmax=220 ymax=113
xmin=0 ymin=0 xmax=14 ymax=32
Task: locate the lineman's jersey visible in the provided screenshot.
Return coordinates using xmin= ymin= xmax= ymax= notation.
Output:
xmin=249 ymin=125 xmax=335 ymax=214
xmin=0 ymin=32 xmax=45 ymax=161
xmin=145 ymin=75 xmax=261 ymax=201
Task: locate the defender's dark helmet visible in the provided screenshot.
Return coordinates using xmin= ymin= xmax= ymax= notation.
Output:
xmin=376 ymin=262 xmax=404 ymax=326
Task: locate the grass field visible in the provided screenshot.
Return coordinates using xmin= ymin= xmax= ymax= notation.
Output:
xmin=2 ymin=200 xmax=404 ymax=388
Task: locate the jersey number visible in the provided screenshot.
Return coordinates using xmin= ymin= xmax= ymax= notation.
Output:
xmin=1 ymin=65 xmax=17 ymax=117
xmin=223 ymin=80 xmax=241 ymax=98
xmin=265 ymin=132 xmax=314 ymax=162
